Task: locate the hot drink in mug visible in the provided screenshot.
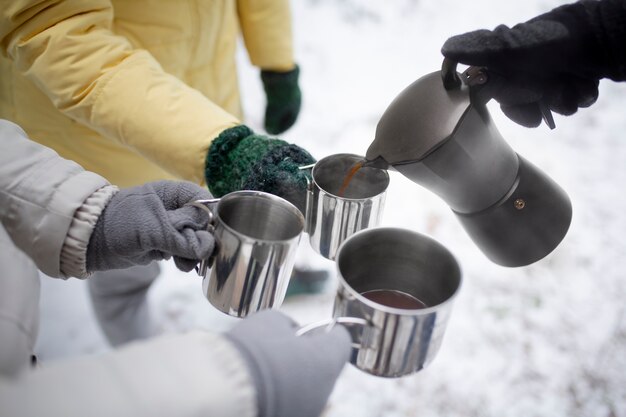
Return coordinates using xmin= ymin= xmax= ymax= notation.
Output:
xmin=299 ymin=227 xmax=462 ymax=378
xmin=303 ymin=153 xmax=389 ymax=260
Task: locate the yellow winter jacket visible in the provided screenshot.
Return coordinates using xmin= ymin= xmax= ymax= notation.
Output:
xmin=0 ymin=0 xmax=295 ymax=187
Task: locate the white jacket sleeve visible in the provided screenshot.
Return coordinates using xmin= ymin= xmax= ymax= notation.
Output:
xmin=0 ymin=332 xmax=258 ymax=417
xmin=0 ymin=224 xmax=40 ymax=378
xmin=0 ymin=119 xmax=115 ymax=278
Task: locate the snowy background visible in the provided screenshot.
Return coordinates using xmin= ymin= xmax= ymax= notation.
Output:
xmin=35 ymin=1 xmax=626 ymax=416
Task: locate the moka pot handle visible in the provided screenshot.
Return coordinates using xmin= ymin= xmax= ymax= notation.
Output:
xmin=440 ymin=58 xmax=555 ymax=129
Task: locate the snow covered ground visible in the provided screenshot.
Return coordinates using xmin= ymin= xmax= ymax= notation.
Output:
xmin=35 ymin=1 xmax=626 ymax=416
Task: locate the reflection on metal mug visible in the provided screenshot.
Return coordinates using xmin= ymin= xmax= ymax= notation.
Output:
xmin=298 ymin=227 xmax=462 ymax=378
xmin=189 ymin=191 xmax=305 ymax=318
xmin=302 ymin=153 xmax=390 ymax=260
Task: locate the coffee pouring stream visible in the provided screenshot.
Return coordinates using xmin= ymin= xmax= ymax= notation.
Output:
xmin=364 ymin=58 xmax=572 ymax=267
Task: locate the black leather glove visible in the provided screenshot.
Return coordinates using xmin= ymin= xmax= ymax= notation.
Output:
xmin=442 ymin=0 xmax=626 ymax=127
xmin=86 ymin=181 xmax=215 ymax=273
xmin=261 ymin=65 xmax=302 ymax=134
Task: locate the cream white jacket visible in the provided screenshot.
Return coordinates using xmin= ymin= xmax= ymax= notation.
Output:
xmin=0 ymin=120 xmax=256 ymax=417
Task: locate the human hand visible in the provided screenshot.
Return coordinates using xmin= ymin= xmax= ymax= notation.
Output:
xmin=261 ymin=65 xmax=302 ymax=134
xmin=441 ymin=0 xmax=625 ymax=127
xmin=86 ymin=180 xmax=215 ymax=272
xmin=226 ymin=310 xmax=351 ymax=417
xmin=205 ymin=125 xmax=315 ymax=214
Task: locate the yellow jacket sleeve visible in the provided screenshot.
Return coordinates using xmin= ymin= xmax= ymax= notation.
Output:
xmin=0 ymin=0 xmax=239 ymax=184
xmin=237 ymin=0 xmax=296 ymax=71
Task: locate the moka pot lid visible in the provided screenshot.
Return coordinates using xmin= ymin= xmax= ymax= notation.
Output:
xmin=366 ymin=67 xmax=471 ymax=165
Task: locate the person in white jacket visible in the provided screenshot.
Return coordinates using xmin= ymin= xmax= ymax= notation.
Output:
xmin=0 ymin=119 xmax=350 ymax=417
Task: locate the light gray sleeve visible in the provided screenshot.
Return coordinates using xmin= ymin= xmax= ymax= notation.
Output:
xmin=59 ymin=185 xmax=118 ymax=278
xmin=0 ymin=224 xmax=40 ymax=377
xmin=0 ymin=119 xmax=111 ymax=278
xmin=0 ymin=332 xmax=258 ymax=417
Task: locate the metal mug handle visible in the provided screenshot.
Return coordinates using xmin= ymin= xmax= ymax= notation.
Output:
xmin=296 ymin=316 xmax=369 ymax=349
xmin=185 ymin=198 xmax=220 ymax=276
xmin=298 ymin=163 xmax=316 ymax=234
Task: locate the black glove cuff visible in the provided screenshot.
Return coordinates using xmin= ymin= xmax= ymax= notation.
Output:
xmin=590 ymin=0 xmax=626 ymax=81
xmin=543 ymin=0 xmax=626 ymax=80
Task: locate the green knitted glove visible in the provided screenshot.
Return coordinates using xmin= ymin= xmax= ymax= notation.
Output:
xmin=205 ymin=125 xmax=315 ymax=213
xmin=261 ymin=65 xmax=302 ymax=134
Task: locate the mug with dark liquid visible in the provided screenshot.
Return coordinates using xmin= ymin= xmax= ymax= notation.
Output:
xmin=299 ymin=227 xmax=462 ymax=378
xmin=360 ymin=289 xmax=428 ymax=309
xmin=303 ymin=153 xmax=389 ymax=260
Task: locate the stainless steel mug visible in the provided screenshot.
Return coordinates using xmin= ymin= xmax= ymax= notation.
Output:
xmin=304 ymin=153 xmax=389 ymax=260
xmin=190 ymin=191 xmax=305 ymax=317
xmin=299 ymin=227 xmax=462 ymax=378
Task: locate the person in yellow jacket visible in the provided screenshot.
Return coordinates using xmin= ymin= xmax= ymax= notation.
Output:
xmin=0 ymin=0 xmax=315 ymax=346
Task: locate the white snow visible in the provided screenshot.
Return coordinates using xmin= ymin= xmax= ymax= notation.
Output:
xmin=34 ymin=1 xmax=626 ymax=416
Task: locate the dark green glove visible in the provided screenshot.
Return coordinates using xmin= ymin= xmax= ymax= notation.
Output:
xmin=261 ymin=65 xmax=302 ymax=134
xmin=204 ymin=125 xmax=315 ymax=213
xmin=441 ymin=0 xmax=626 ymax=127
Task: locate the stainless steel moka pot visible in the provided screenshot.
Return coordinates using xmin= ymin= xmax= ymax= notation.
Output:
xmin=365 ymin=59 xmax=572 ymax=267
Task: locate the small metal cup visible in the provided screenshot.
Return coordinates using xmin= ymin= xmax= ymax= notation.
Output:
xmin=304 ymin=153 xmax=389 ymax=260
xmin=191 ymin=191 xmax=305 ymax=318
xmin=300 ymin=227 xmax=462 ymax=378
